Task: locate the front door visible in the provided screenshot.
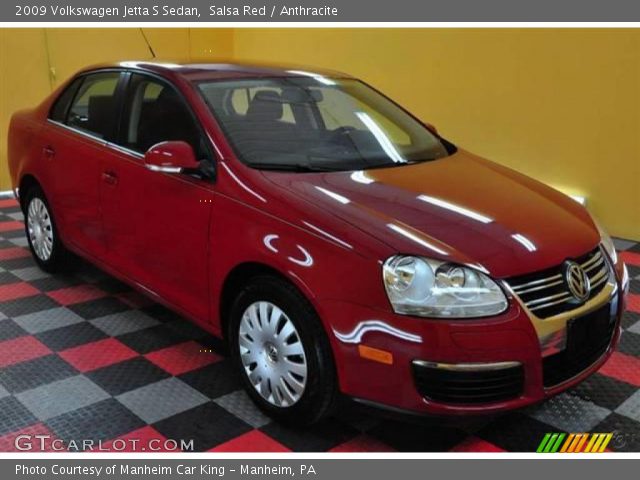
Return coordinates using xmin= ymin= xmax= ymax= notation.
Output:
xmin=100 ymin=73 xmax=214 ymax=322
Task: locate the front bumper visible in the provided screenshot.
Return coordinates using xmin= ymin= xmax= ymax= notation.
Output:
xmin=324 ymin=260 xmax=627 ymax=416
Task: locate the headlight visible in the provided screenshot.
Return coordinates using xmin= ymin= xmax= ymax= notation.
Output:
xmin=382 ymin=256 xmax=508 ymax=318
xmin=593 ymin=217 xmax=617 ymax=265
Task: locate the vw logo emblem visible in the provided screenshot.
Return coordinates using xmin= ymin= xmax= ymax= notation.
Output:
xmin=564 ymin=261 xmax=591 ymax=302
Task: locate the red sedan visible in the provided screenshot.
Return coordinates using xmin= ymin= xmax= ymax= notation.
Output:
xmin=7 ymin=61 xmax=629 ymax=424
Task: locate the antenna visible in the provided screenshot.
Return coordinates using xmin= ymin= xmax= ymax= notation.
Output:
xmin=139 ymin=28 xmax=156 ymax=58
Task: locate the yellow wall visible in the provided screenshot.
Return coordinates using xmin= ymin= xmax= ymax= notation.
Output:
xmin=0 ymin=28 xmax=233 ymax=189
xmin=232 ymin=29 xmax=640 ymax=241
xmin=1 ymin=28 xmax=639 ymax=239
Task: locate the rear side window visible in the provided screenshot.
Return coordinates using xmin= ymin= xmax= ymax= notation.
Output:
xmin=49 ymin=78 xmax=82 ymax=122
xmin=66 ymin=72 xmax=121 ymax=139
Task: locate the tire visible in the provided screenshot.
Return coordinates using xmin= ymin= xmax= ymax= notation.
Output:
xmin=228 ymin=275 xmax=337 ymax=426
xmin=23 ymin=185 xmax=69 ymax=273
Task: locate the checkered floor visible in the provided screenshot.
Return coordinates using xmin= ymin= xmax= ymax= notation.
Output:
xmin=1 ymin=197 xmax=640 ymax=452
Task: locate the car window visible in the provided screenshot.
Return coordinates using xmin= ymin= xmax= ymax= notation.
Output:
xmin=49 ymin=77 xmax=83 ymax=123
xmin=230 ymin=87 xmax=296 ymax=123
xmin=121 ymin=74 xmax=208 ymax=158
xmin=66 ymin=72 xmax=121 ymax=139
xmin=199 ymin=77 xmax=451 ymax=171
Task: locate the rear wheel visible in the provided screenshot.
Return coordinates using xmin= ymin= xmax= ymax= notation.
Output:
xmin=24 ymin=186 xmax=69 ymax=273
xmin=228 ymin=275 xmax=337 ymax=425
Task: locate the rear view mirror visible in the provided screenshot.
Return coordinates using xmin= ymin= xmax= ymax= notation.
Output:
xmin=281 ymin=88 xmax=324 ymax=104
xmin=144 ymin=141 xmax=200 ymax=174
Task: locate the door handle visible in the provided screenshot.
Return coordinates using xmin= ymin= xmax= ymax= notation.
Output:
xmin=101 ymin=171 xmax=118 ymax=185
xmin=42 ymin=145 xmax=56 ymax=158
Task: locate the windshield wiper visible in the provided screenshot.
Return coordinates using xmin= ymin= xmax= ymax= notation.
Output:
xmin=245 ymin=162 xmax=338 ymax=172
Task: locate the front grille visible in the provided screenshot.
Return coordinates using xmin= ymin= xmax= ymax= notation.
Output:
xmin=412 ymin=362 xmax=524 ymax=404
xmin=506 ymin=247 xmax=609 ymax=319
xmin=542 ymin=302 xmax=616 ymax=387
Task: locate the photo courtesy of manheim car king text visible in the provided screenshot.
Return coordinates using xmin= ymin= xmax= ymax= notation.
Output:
xmin=0 ymin=0 xmax=639 ymax=477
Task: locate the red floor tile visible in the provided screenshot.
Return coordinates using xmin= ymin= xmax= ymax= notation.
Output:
xmin=0 ymin=282 xmax=40 ymax=302
xmin=47 ymin=285 xmax=107 ymax=306
xmin=59 ymin=338 xmax=138 ymax=373
xmin=0 ymin=336 xmax=51 ymax=368
xmin=329 ymin=434 xmax=397 ymax=452
xmin=627 ymin=293 xmax=640 ymax=314
xmin=0 ymin=221 xmax=24 ymax=233
xmin=0 ymin=247 xmax=30 ymax=261
xmin=210 ymin=430 xmax=290 ymax=452
xmin=599 ymin=351 xmax=640 ymax=387
xmin=0 ymin=199 xmax=18 ymax=209
xmin=144 ymin=340 xmax=221 ymax=376
xmin=450 ymin=436 xmax=506 ymax=452
xmin=620 ymin=251 xmax=640 ymax=267
xmin=100 ymin=426 xmax=173 ymax=452
xmin=0 ymin=423 xmax=58 ymax=452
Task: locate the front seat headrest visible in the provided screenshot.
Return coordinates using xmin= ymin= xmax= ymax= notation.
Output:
xmin=246 ymin=90 xmax=284 ymax=122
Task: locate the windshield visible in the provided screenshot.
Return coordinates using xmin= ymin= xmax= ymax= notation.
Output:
xmin=197 ymin=76 xmax=454 ymax=172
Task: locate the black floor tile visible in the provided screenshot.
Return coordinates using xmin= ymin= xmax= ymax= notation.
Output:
xmin=140 ymin=304 xmax=183 ymax=323
xmin=367 ymin=420 xmax=468 ymax=452
xmin=0 ymin=256 xmax=35 ymax=270
xmin=476 ymin=412 xmax=559 ymax=452
xmin=116 ymin=324 xmax=190 ymax=355
xmin=68 ymin=297 xmax=130 ymax=320
xmin=593 ymin=413 xmax=640 ymax=452
xmin=0 ymin=354 xmax=78 ymax=394
xmin=154 ymin=402 xmax=252 ymax=451
xmin=0 ymin=295 xmax=60 ymax=317
xmin=178 ymin=360 xmax=242 ymax=400
xmin=568 ymin=373 xmax=638 ymax=411
xmin=0 ymin=271 xmax=20 ymax=285
xmin=36 ymin=323 xmax=108 ymax=351
xmin=87 ymin=357 xmax=170 ymax=396
xmin=0 ymin=396 xmax=38 ymax=436
xmin=618 ymin=331 xmax=640 ymax=357
xmin=46 ymin=398 xmax=146 ymax=447
xmin=0 ymin=319 xmax=27 ymax=342
xmin=94 ymin=277 xmax=132 ymax=294
xmin=261 ymin=418 xmax=359 ymax=452
xmin=30 ymin=275 xmax=83 ymax=292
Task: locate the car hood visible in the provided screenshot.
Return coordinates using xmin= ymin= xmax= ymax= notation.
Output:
xmin=261 ymin=150 xmax=600 ymax=278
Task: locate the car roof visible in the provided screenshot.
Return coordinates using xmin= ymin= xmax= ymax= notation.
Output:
xmin=79 ymin=60 xmax=354 ymax=82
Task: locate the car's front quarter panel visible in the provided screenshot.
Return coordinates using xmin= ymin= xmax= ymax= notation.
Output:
xmin=207 ymin=174 xmax=396 ymax=335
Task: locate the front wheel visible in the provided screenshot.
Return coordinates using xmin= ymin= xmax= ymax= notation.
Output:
xmin=228 ymin=276 xmax=337 ymax=426
xmin=24 ymin=186 xmax=69 ymax=273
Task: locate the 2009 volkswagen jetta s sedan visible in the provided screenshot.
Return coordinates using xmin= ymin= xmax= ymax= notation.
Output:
xmin=8 ymin=61 xmax=630 ymax=425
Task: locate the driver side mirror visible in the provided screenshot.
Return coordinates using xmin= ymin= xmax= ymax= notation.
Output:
xmin=144 ymin=141 xmax=200 ymax=174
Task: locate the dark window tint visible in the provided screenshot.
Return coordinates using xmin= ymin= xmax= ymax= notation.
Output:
xmin=49 ymin=77 xmax=82 ymax=122
xmin=122 ymin=74 xmax=207 ymax=158
xmin=198 ymin=77 xmax=451 ymax=172
xmin=67 ymin=72 xmax=121 ymax=139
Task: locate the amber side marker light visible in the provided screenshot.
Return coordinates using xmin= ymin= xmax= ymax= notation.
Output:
xmin=358 ymin=345 xmax=394 ymax=365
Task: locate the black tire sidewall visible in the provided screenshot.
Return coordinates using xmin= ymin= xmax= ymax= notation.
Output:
xmin=228 ymin=276 xmax=337 ymax=425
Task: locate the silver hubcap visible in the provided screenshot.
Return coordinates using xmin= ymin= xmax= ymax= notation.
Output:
xmin=239 ymin=301 xmax=308 ymax=407
xmin=27 ymin=198 xmax=53 ymax=262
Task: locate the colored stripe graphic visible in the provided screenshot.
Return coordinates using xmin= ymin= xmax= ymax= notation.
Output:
xmin=598 ymin=433 xmax=613 ymax=452
xmin=537 ymin=433 xmax=552 ymax=453
xmin=537 ymin=433 xmax=613 ymax=453
xmin=559 ymin=433 xmax=575 ymax=453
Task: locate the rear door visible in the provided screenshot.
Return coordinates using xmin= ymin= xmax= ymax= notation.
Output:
xmin=42 ymin=71 xmax=125 ymax=259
